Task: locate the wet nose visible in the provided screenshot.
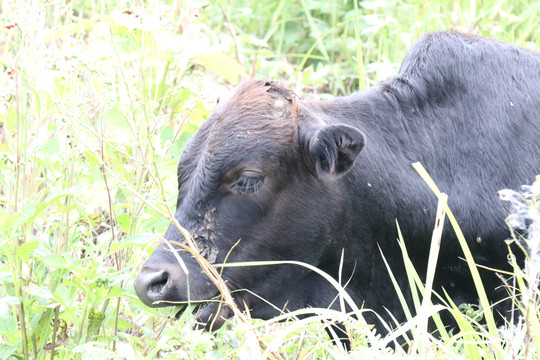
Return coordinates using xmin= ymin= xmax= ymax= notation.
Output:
xmin=134 ymin=266 xmax=173 ymax=307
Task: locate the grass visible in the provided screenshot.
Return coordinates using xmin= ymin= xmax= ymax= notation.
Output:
xmin=0 ymin=0 xmax=539 ymax=359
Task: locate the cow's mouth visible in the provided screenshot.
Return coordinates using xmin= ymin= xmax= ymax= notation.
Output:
xmin=174 ymin=300 xmax=232 ymax=331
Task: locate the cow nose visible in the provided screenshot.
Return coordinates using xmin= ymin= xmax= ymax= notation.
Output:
xmin=134 ymin=266 xmax=172 ymax=307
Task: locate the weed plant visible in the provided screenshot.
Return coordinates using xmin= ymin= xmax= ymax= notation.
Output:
xmin=0 ymin=0 xmax=539 ymax=359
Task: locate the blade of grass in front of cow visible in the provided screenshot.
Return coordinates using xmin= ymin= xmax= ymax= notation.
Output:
xmin=214 ymin=259 xmax=381 ymax=348
xmin=337 ymin=248 xmax=355 ymax=346
xmin=211 ymin=296 xmax=350 ymax=357
xmin=412 ymin=192 xmax=447 ymax=355
xmin=394 ymin=222 xmax=423 ymax=314
xmin=256 ymin=309 xmax=357 ymax=357
xmin=167 ymin=236 xmax=247 ymax=321
xmin=381 ymin=304 xmax=448 ymax=353
xmin=393 ymin=221 xmax=450 ymax=340
xmin=230 ymin=285 xmax=374 ymax=353
xmin=216 ymin=260 xmax=361 ymax=314
xmin=506 ymin=241 xmax=540 ymax=357
xmin=378 ymin=246 xmax=414 ymax=322
xmin=531 ymin=315 xmax=540 ymax=358
xmin=412 ymin=163 xmax=501 ymax=340
xmin=441 ymin=288 xmax=490 ymax=360
xmin=165 ymin=238 xmax=289 ymax=359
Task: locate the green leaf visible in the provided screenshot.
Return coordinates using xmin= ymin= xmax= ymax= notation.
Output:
xmin=107 ymin=107 xmax=130 ymax=131
xmin=5 ymin=105 xmax=17 ymax=133
xmin=54 ymin=282 xmax=77 ymax=308
xmin=43 ymin=136 xmax=60 ymax=156
xmin=107 ymin=234 xmax=155 ymax=255
xmin=106 ymin=286 xmax=125 ymax=298
xmin=83 ymin=150 xmax=101 ymax=168
xmin=117 ymin=213 xmax=132 ymax=233
xmin=15 ymin=186 xmax=81 ymax=230
xmin=41 ymin=254 xmax=68 ymax=268
xmin=0 ymin=345 xmax=18 ymax=359
xmin=24 ymin=283 xmax=53 ymax=300
xmin=16 ymin=240 xmax=39 ymax=262
xmin=102 ymin=286 xmax=139 ymax=302
xmin=109 ymin=317 xmax=133 ymax=331
xmin=0 ymin=272 xmax=13 ymax=283
xmin=19 ymin=203 xmax=36 ymax=224
xmin=0 ymin=296 xmax=19 ymax=306
xmin=0 ymin=209 xmax=17 ymax=235
xmin=114 ymin=188 xmax=127 ymax=204
xmin=160 ymin=126 xmax=174 ymax=145
xmin=44 ymin=185 xmax=82 ymax=203
xmin=32 ymin=88 xmax=41 ymax=118
xmin=0 ymin=303 xmax=17 ymax=335
xmin=196 ymin=52 xmax=246 ymax=83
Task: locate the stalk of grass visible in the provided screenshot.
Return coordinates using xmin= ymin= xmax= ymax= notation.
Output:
xmin=441 ymin=289 xmax=487 ymax=360
xmin=395 ymin=222 xmax=422 ymax=320
xmin=500 ymin=179 xmax=540 ymax=358
xmin=382 ymin=222 xmax=450 ymax=349
xmin=397 ymin=221 xmax=450 ymax=338
xmin=299 ymin=0 xmax=330 ymax=62
xmin=96 ymin=97 xmax=121 ymax=352
xmin=215 ymin=260 xmax=363 ymax=316
xmin=263 ymin=0 xmax=286 ymax=44
xmin=49 ymin=305 xmax=60 ymax=360
xmin=258 ymin=308 xmax=360 ymax=357
xmin=11 ymin=41 xmax=31 ymax=360
xmin=411 ymin=192 xmax=447 ymax=355
xmin=353 ymin=0 xmax=366 ymax=90
xmin=413 ymin=162 xmax=505 ymax=358
xmin=297 ymin=40 xmax=324 ymax=73
xmin=378 ymin=249 xmax=414 ymax=347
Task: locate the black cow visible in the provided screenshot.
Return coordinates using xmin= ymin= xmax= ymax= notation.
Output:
xmin=135 ymin=32 xmax=540 ymax=340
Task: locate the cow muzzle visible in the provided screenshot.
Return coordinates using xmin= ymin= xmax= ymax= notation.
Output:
xmin=135 ymin=261 xmax=233 ymax=331
xmin=134 ymin=239 xmax=220 ymax=309
xmin=134 ymin=263 xmax=182 ymax=307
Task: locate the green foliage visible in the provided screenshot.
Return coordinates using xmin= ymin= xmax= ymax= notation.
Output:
xmin=0 ymin=0 xmax=538 ymax=359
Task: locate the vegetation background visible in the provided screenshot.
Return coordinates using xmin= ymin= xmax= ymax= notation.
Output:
xmin=1 ymin=0 xmax=539 ymax=359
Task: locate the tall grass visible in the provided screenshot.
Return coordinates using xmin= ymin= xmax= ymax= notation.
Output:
xmin=0 ymin=0 xmax=539 ymax=359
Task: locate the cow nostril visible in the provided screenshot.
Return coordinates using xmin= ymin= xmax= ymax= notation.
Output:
xmin=148 ymin=271 xmax=169 ymax=295
xmin=135 ymin=268 xmax=174 ymax=307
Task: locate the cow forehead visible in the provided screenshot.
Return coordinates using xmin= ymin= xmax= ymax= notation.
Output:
xmin=177 ymin=82 xmax=299 ymax=191
xmin=202 ymin=119 xmax=294 ymax=170
xmin=213 ymin=80 xmax=298 ymax=128
xmin=205 ymin=81 xmax=298 ymax=153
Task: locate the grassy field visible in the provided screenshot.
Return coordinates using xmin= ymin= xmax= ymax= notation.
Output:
xmin=1 ymin=0 xmax=539 ymax=359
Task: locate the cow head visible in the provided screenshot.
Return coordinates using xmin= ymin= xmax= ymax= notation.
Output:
xmin=134 ymin=80 xmax=365 ymax=329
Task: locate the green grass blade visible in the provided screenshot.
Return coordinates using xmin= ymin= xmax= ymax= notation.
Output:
xmin=379 ymin=245 xmax=414 ymax=322
xmin=299 ymin=0 xmax=330 ymax=61
xmin=412 ymin=162 xmax=503 ymax=354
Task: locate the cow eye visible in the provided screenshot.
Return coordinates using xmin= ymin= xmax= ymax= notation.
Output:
xmin=231 ymin=174 xmax=264 ymax=193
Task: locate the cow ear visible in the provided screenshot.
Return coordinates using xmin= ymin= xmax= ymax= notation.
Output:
xmin=304 ymin=124 xmax=365 ymax=177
